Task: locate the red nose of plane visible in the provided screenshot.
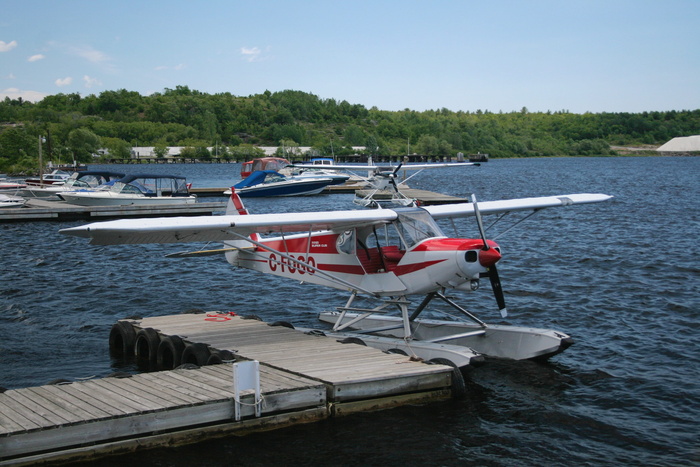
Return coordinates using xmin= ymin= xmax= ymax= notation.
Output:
xmin=479 ymin=246 xmax=501 ymax=268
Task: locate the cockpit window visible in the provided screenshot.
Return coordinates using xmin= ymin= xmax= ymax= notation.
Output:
xmin=394 ymin=208 xmax=445 ymax=248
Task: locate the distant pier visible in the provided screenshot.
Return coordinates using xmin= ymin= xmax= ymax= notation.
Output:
xmin=0 ymin=198 xmax=226 ymax=223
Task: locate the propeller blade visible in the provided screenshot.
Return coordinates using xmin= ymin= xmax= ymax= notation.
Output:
xmin=388 ymin=163 xmax=403 ymax=192
xmin=472 ymin=193 xmax=507 ymax=317
xmin=488 ymin=265 xmax=508 ymax=318
xmin=470 ymin=194 xmax=489 ymax=250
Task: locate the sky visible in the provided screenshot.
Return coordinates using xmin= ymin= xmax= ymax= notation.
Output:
xmin=1 ymin=0 xmax=699 ymax=114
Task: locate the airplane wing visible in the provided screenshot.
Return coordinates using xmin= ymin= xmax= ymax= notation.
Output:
xmin=422 ymin=193 xmax=614 ymax=219
xmin=59 ymin=193 xmax=612 ymax=246
xmin=59 ymin=209 xmax=398 ymax=245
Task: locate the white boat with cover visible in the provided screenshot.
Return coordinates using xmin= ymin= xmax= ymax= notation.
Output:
xmin=59 ymin=174 xmax=196 ymax=206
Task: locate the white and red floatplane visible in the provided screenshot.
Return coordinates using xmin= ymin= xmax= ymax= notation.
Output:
xmin=60 ymin=190 xmax=613 ymax=370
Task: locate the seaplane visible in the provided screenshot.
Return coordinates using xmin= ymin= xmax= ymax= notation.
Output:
xmin=60 ymin=189 xmax=613 ymax=371
xmin=291 ymin=159 xmax=481 ymax=207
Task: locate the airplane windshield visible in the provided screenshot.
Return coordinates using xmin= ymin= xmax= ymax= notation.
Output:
xmin=395 ymin=208 xmax=445 ymax=248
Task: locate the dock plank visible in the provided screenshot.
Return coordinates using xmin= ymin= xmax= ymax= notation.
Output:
xmin=29 ymin=384 xmax=112 ymax=420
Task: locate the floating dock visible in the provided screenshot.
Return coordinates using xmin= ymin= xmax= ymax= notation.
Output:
xmin=0 ymin=313 xmax=455 ymax=464
xmin=0 ymin=199 xmax=226 ymax=223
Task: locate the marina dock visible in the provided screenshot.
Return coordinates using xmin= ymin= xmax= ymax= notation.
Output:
xmin=0 ymin=313 xmax=454 ymax=464
xmin=0 ymin=198 xmax=226 ymax=223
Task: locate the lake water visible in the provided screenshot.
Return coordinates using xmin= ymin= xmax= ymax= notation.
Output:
xmin=1 ymin=157 xmax=698 ymax=466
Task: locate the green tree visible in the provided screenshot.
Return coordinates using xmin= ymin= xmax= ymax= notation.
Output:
xmin=179 ymin=146 xmax=197 ymax=158
xmin=67 ymin=128 xmax=101 ymax=163
xmin=195 ymin=146 xmax=211 ymax=160
xmin=153 ymin=145 xmax=170 ymax=158
xmin=102 ymin=137 xmax=132 ymax=159
xmin=415 ymin=134 xmax=439 ymax=155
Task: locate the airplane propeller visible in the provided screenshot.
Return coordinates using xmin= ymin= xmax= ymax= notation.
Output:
xmin=384 ymin=163 xmax=403 ymax=192
xmin=470 ymin=194 xmax=508 ymax=318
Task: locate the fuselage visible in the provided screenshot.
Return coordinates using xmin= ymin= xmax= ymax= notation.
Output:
xmin=225 ymin=229 xmax=501 ymax=296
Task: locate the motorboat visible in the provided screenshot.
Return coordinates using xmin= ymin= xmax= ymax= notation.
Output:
xmin=20 ymin=171 xmax=125 ymax=198
xmin=240 ymin=157 xmax=290 ymax=178
xmin=24 ymin=170 xmax=71 ymax=186
xmin=0 ymin=194 xmax=26 ymax=208
xmin=281 ymin=167 xmax=351 ymax=186
xmin=58 ymin=174 xmax=196 ymax=206
xmin=225 ymin=170 xmax=334 ymax=197
xmin=0 ymin=176 xmax=26 ymax=193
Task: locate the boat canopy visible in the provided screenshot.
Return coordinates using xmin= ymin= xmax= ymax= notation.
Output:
xmin=234 ymin=170 xmax=285 ymax=189
xmin=112 ymin=174 xmax=190 ymax=196
xmin=66 ymin=171 xmax=125 ymax=188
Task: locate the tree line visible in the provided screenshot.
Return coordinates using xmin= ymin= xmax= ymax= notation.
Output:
xmin=1 ymin=85 xmax=698 ymax=173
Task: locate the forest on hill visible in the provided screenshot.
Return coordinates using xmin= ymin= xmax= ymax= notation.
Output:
xmin=1 ymin=85 xmax=699 ymax=173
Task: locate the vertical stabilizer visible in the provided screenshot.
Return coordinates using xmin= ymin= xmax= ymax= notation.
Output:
xmin=224 ymin=193 xmax=259 ymax=263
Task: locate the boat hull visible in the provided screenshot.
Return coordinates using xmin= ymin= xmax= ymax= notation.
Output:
xmin=59 ymin=193 xmax=197 ymax=206
xmin=236 ymin=180 xmax=331 ymax=197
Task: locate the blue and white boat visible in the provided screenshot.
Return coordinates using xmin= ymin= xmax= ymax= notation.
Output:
xmin=228 ymin=170 xmax=334 ymax=197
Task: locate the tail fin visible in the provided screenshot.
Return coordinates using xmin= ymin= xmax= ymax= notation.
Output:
xmin=224 ymin=193 xmax=259 ymax=263
xmin=226 ymin=192 xmax=250 ymax=216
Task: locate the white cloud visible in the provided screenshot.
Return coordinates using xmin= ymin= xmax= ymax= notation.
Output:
xmin=72 ymin=45 xmax=109 ymax=63
xmin=83 ymin=75 xmax=101 ymax=88
xmin=174 ymin=63 xmax=185 ymax=70
xmin=28 ymin=54 xmax=45 ymax=62
xmin=48 ymin=41 xmax=111 ymax=64
xmin=55 ymin=77 xmax=73 ymax=87
xmin=241 ymin=46 xmax=262 ymax=62
xmin=0 ymin=40 xmax=18 ymax=52
xmin=0 ymin=87 xmax=47 ymax=102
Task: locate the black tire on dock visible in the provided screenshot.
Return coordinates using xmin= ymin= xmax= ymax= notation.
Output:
xmin=338 ymin=337 xmax=366 ymax=346
xmin=429 ymin=358 xmax=466 ymax=400
xmin=387 ymin=348 xmax=408 ymax=355
xmin=109 ymin=321 xmax=137 ymax=358
xmin=181 ymin=343 xmax=211 ymax=366
xmin=207 ymin=349 xmax=236 ymax=365
xmin=157 ymin=335 xmax=186 ymax=370
xmin=268 ymin=321 xmax=295 ymax=329
xmin=134 ymin=328 xmax=161 ymax=371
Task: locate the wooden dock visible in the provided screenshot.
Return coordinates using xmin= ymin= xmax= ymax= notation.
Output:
xmin=0 ymin=199 xmax=226 ymax=223
xmin=0 ymin=313 xmax=454 ymax=464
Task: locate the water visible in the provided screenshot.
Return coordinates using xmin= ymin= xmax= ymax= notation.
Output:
xmin=1 ymin=157 xmax=698 ymax=466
